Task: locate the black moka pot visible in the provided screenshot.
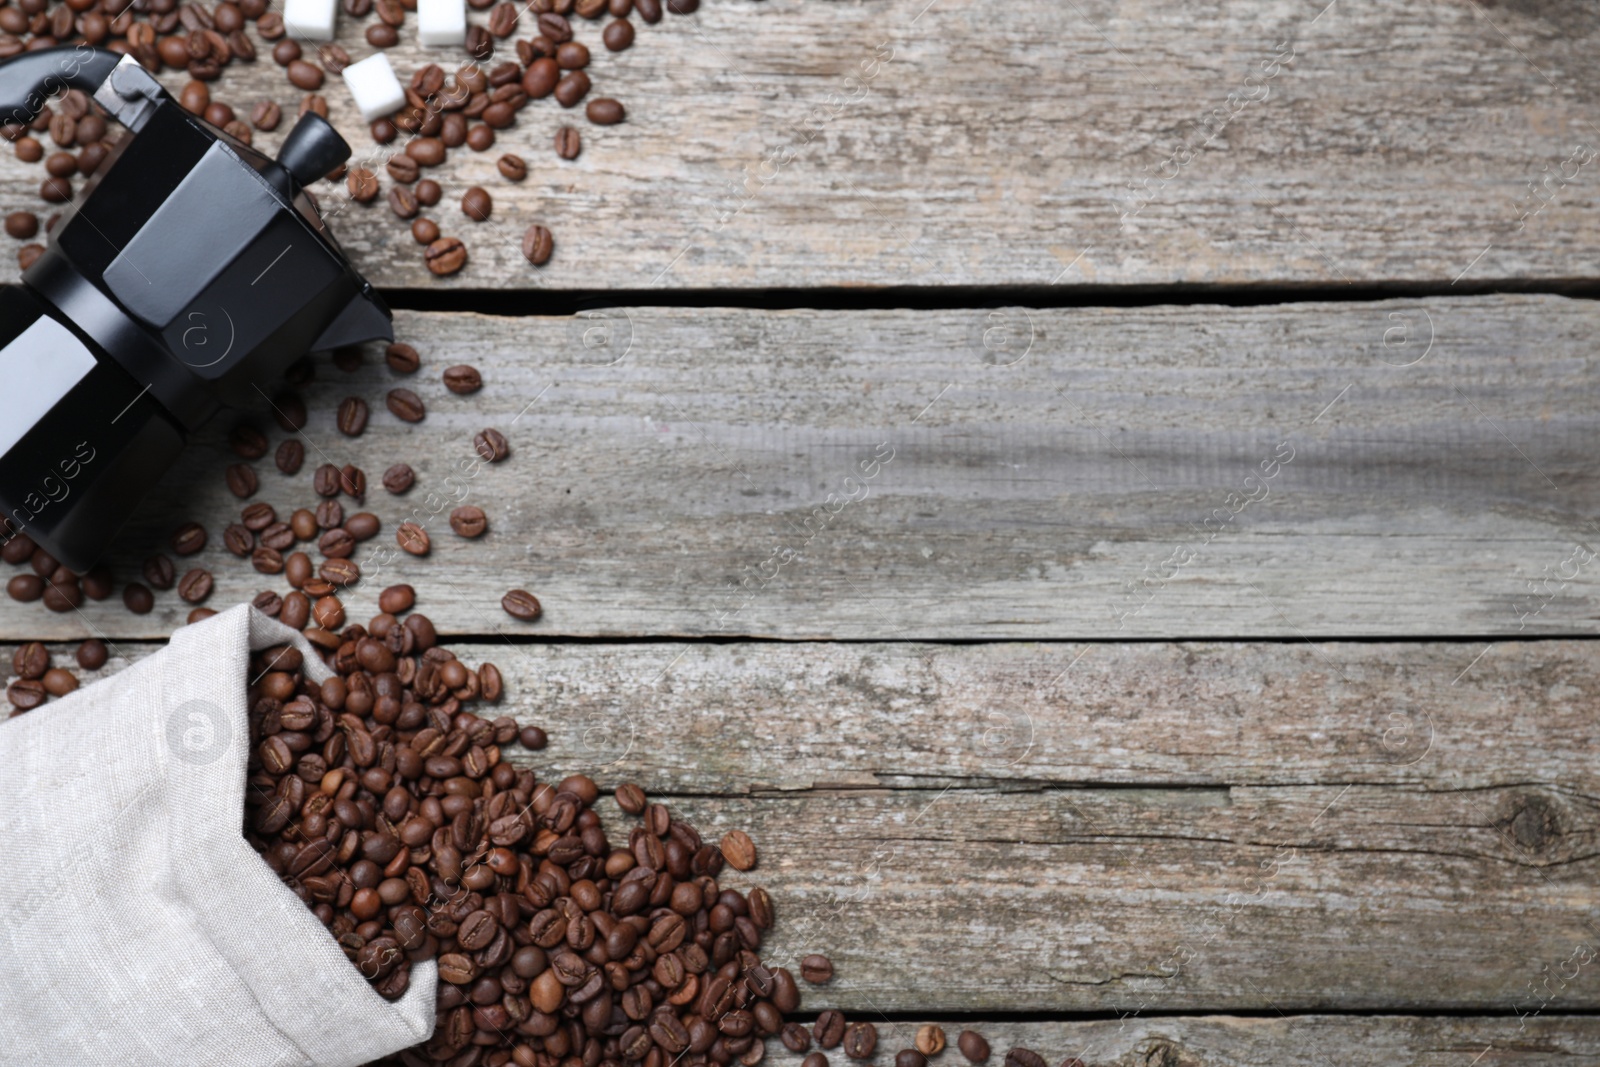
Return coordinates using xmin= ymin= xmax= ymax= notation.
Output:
xmin=0 ymin=46 xmax=392 ymax=574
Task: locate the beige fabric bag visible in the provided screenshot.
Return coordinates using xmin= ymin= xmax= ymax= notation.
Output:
xmin=0 ymin=604 xmax=435 ymax=1066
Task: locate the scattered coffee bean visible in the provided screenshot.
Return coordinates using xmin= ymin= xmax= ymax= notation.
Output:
xmin=521 ymin=223 xmax=553 ymax=265
xmin=800 ymin=954 xmax=834 ymax=984
xmin=473 ymin=429 xmax=510 ymax=464
xmin=1004 ymin=1049 xmax=1047 ymax=1067
xmin=176 ymin=568 xmax=213 ymax=603
xmin=442 ymin=364 xmax=482 ymax=394
xmin=396 ymin=521 xmax=431 ymax=555
xmin=520 ymin=724 xmax=548 ymax=749
xmin=386 ymin=388 xmax=426 ymax=423
xmin=916 ymin=1026 xmax=947 ymax=1056
xmin=385 ymin=342 xmax=421 ymax=374
xmin=382 ymin=463 xmax=416 ymax=494
xmin=171 ymin=522 xmax=207 ymax=556
xmin=501 ymin=588 xmax=541 ymax=620
xmin=5 ymin=210 xmax=36 ymax=238
xmin=461 ymin=186 xmax=492 ymax=221
xmin=275 ymin=438 xmax=305 ymax=474
xmin=587 ymin=97 xmax=624 ymax=125
xmin=41 ymin=667 xmax=77 ymax=696
xmin=720 ymin=828 xmax=757 ymax=870
xmin=412 ymin=217 xmax=440 ymax=244
xmin=12 ymin=640 xmax=48 ymax=679
xmin=225 ymin=463 xmax=258 ymax=498
xmin=603 ymin=17 xmax=634 ymax=50
xmin=803 ymin=1055 xmax=831 ymax=1067
xmin=425 ymin=236 xmax=467 ymax=275
xmin=449 ymin=505 xmax=488 ymax=537
xmin=959 ymin=1031 xmax=992 ymax=1063
xmin=554 ymin=124 xmax=582 ymax=159
xmin=497 ymin=153 xmax=526 ymax=181
xmin=75 ymin=638 xmax=108 ymax=671
xmin=143 ymin=555 xmax=176 ymax=591
xmin=336 ymin=396 xmax=369 ymax=436
xmin=843 ymin=1023 xmax=878 ymax=1060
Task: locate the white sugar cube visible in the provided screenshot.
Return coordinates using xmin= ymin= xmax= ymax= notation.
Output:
xmin=342 ymin=53 xmax=405 ymax=122
xmin=282 ymin=0 xmax=336 ymax=40
xmin=417 ymin=0 xmax=465 ymax=46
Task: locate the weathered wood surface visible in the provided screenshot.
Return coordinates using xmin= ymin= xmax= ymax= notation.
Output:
xmin=758 ymin=1017 xmax=1600 ymax=1067
xmin=13 ymin=638 xmax=1598 ymax=1011
xmin=3 ymin=0 xmax=1600 ymax=289
xmin=2 ymin=295 xmax=1598 ymax=641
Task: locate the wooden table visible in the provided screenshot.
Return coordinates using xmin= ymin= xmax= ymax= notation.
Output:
xmin=5 ymin=0 xmax=1600 ymax=1062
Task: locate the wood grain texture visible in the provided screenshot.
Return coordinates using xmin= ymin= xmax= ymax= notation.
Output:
xmin=2 ymin=295 xmax=1597 ymax=641
xmin=11 ymin=638 xmax=1597 ymax=1011
xmin=756 ymin=1016 xmax=1600 ymax=1067
xmin=2 ymin=0 xmax=1600 ymax=289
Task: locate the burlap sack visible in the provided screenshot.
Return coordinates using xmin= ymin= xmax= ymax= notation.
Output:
xmin=0 ymin=604 xmax=435 ymax=1066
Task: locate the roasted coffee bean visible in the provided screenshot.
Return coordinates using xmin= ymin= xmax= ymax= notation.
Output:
xmin=843 ymin=1023 xmax=878 ymax=1060
xmin=586 ymin=96 xmax=623 ymax=124
xmin=425 ymin=236 xmax=467 ymax=275
xmin=379 ymin=583 xmax=415 ymax=614
xmin=782 ymin=1024 xmax=813 ymax=1053
xmin=224 ymin=523 xmax=254 ymax=557
xmin=556 ymin=40 xmax=589 ymax=68
xmin=314 ymin=463 xmax=341 ymax=497
xmin=815 ymin=1011 xmax=846 ymax=1049
xmin=1003 ymin=1050 xmax=1046 ymax=1067
xmin=488 ymin=1 xmax=517 ymax=34
xmin=720 ymin=829 xmax=756 ymax=871
xmin=345 ymin=512 xmax=380 ymax=541
xmin=915 ymin=1026 xmax=946 ymax=1056
xmin=396 ymin=521 xmax=430 ymax=556
xmin=384 ymin=342 xmax=421 ymax=374
xmin=337 ymin=396 xmax=369 ymax=436
xmin=4 ymin=210 xmax=36 ymax=238
xmin=177 ymin=568 xmax=213 ymax=603
xmin=251 ymin=99 xmax=281 ymax=129
xmin=7 ymin=678 xmax=46 ymax=710
xmin=554 ymin=69 xmax=590 ymax=107
xmin=387 ymin=183 xmax=418 ymax=219
xmin=275 ymin=438 xmax=305 ymax=474
xmin=171 ymin=522 xmax=207 ymax=556
xmin=366 ymin=21 xmax=398 ymax=46
xmin=554 ymin=124 xmax=581 ymax=159
xmin=461 ymin=185 xmax=492 ymax=221
xmin=7 ymin=574 xmax=42 ymax=603
xmin=501 ymin=589 xmax=541 ymax=620
xmin=958 ymin=1031 xmax=991 ymax=1063
xmin=496 ymin=153 xmax=526 ymax=181
xmin=442 ymin=364 xmax=483 ymax=394
xmin=521 ymin=223 xmax=553 ymax=265
xmin=466 ymin=23 xmax=492 ymax=58
xmin=412 ymin=217 xmax=440 ymax=244
xmin=13 ymin=640 xmax=48 ymax=680
xmin=287 ymin=59 xmax=324 ymax=89
xmin=896 ymin=1053 xmax=927 ymax=1067
xmin=667 ymin=0 xmax=697 ymax=11
xmin=804 ymin=1055 xmax=830 ymax=1067
xmin=225 ymin=463 xmax=258 ymax=498
xmin=144 ymin=554 xmax=177 ymax=590
xmin=602 ymin=17 xmax=633 ymax=50
xmin=346 ymin=167 xmax=379 ymax=202
xmin=449 ymin=506 xmax=487 ymax=537
xmin=474 ymin=428 xmax=510 ymax=462
xmin=800 ymin=953 xmax=833 ymax=983
xmin=635 ymin=0 xmax=662 ymax=20
xmin=386 ymin=152 xmax=419 ymax=183
xmin=522 ymin=56 xmax=559 ymax=97
xmin=41 ymin=668 xmax=77 ymax=697
xmin=76 ymin=639 xmax=108 ymax=671
xmin=386 ymin=388 xmax=426 ymax=422
xmin=467 ymin=120 xmax=498 ymax=148
xmin=382 ymin=463 xmax=416 ymax=494
xmin=520 ymin=725 xmax=547 ymax=749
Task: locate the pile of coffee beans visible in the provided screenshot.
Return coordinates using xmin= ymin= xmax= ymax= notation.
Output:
xmin=0 ymin=0 xmax=705 ymax=273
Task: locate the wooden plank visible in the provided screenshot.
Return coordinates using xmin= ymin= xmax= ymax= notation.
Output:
xmin=3 ymin=0 xmax=1600 ymax=289
xmin=12 ymin=639 xmax=1598 ymax=1011
xmin=3 ymin=295 xmax=1597 ymax=641
xmin=758 ymin=1017 xmax=1600 ymax=1067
